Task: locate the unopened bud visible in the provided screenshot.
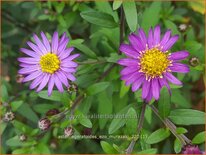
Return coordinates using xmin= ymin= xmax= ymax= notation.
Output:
xmin=179 ymin=24 xmax=187 ymax=32
xmin=83 ymin=128 xmax=92 ymax=135
xmin=38 ymin=118 xmax=51 ymax=131
xmin=46 ymin=109 xmax=60 ymax=116
xmin=189 ymin=57 xmax=199 ymax=67
xmin=182 ymin=145 xmax=202 ymax=154
xmin=67 ymin=83 xmax=77 ymax=93
xmin=4 ymin=111 xmax=15 ymax=122
xmin=64 ymin=127 xmax=73 ymax=137
xmin=16 ymin=74 xmax=24 ymax=83
xmin=50 ymin=139 xmax=58 ymax=149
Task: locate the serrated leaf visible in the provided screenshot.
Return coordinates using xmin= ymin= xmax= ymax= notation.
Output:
xmin=168 ymin=109 xmax=205 ymax=125
xmin=100 ymin=141 xmax=118 ymax=154
xmin=87 ymin=82 xmax=110 ymax=96
xmin=123 ymin=1 xmax=137 ymax=32
xmin=192 ymin=131 xmax=205 ymax=144
xmin=80 ymin=11 xmax=118 ymax=28
xmin=146 ymin=128 xmax=170 ymax=144
xmin=158 ymin=87 xmax=171 ymax=118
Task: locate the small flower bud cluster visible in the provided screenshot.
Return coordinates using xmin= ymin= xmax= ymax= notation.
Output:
xmin=4 ymin=111 xmax=15 ymax=122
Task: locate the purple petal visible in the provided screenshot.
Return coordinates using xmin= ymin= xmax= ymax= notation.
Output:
xmin=125 ymin=72 xmax=143 ymax=86
xmin=18 ymin=66 xmax=39 ymax=74
xmin=164 ymin=72 xmax=182 ymax=85
xmin=128 ymin=33 xmax=144 ymax=52
xmin=33 ymin=34 xmax=47 ymax=54
xmin=36 ymin=74 xmax=50 ymax=92
xmin=54 ymin=73 xmax=64 ymax=92
xmin=148 ymin=28 xmax=154 ymax=49
xmin=60 ymin=67 xmax=76 ymax=73
xmin=30 ymin=74 xmax=45 ymax=89
xmin=153 ymin=25 xmax=160 ymax=46
xmin=120 ymin=66 xmax=139 ymax=75
xmin=58 ymin=38 xmax=69 ymax=55
xmin=142 ymin=79 xmax=151 ymax=99
xmin=65 ymin=54 xmax=80 ymax=61
xmin=169 ymin=51 xmax=189 ymax=61
xmin=18 ymin=57 xmax=39 ymax=64
xmin=48 ymin=75 xmax=55 ymax=96
xmin=61 ymin=61 xmax=78 ymax=68
xmin=138 ymin=28 xmax=147 ymax=49
xmin=65 ymin=73 xmax=76 ymax=81
xmin=56 ymin=71 xmax=69 ymax=87
xmin=117 ymin=58 xmax=139 ymax=67
xmin=169 ymin=63 xmax=190 ymax=73
xmin=19 ymin=63 xmax=34 ymax=67
xmin=27 ymin=41 xmax=43 ymax=55
xmin=20 ymin=48 xmax=39 ymax=58
xmin=119 ymin=44 xmax=139 ymax=58
xmin=160 ymin=30 xmax=171 ymax=48
xmin=152 ymin=78 xmax=160 ymax=100
xmin=59 ymin=32 xmax=67 ymax=45
xmin=59 ymin=47 xmax=74 ymax=60
xmin=40 ymin=31 xmax=51 ymax=52
xmin=145 ymin=91 xmax=153 ymax=103
xmin=162 ymin=35 xmax=179 ymax=51
xmin=159 ymin=78 xmax=171 ymax=95
xmin=52 ymin=32 xmax=59 ymax=54
xmin=131 ymin=76 xmax=144 ymax=92
xmin=22 ymin=71 xmax=42 ymax=82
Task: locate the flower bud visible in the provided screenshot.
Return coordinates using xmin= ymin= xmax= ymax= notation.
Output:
xmin=19 ymin=134 xmax=27 ymax=142
xmin=182 ymin=145 xmax=202 ymax=154
xmin=83 ymin=128 xmax=92 ymax=135
xmin=64 ymin=127 xmax=73 ymax=137
xmin=50 ymin=139 xmax=58 ymax=149
xmin=4 ymin=111 xmax=15 ymax=122
xmin=46 ymin=109 xmax=60 ymax=116
xmin=38 ymin=118 xmax=51 ymax=131
xmin=179 ymin=24 xmax=187 ymax=32
xmin=189 ymin=57 xmax=200 ymax=67
xmin=67 ymin=83 xmax=77 ymax=93
xmin=16 ymin=74 xmax=24 ymax=83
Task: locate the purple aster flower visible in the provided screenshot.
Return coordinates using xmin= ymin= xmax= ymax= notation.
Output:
xmin=18 ymin=32 xmax=79 ymax=96
xmin=118 ymin=25 xmax=190 ymax=102
xmin=182 ymin=145 xmax=202 ymax=154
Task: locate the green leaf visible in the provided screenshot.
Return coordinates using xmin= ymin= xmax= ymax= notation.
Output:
xmin=189 ymin=1 xmax=205 ymax=14
xmin=100 ymin=141 xmax=118 ymax=154
xmin=164 ymin=20 xmax=180 ymax=35
xmin=123 ymin=1 xmax=137 ymax=32
xmin=120 ymin=81 xmax=130 ymax=98
xmin=168 ymin=109 xmax=205 ymax=125
xmin=113 ymin=0 xmax=122 ymax=10
xmin=192 ymin=131 xmax=205 ymax=144
xmin=76 ymin=110 xmax=92 ymax=128
xmin=0 ymin=121 xmax=7 ymax=135
xmin=146 ymin=128 xmax=170 ymax=144
xmin=109 ymin=105 xmax=131 ymax=134
xmin=69 ymin=42 xmax=97 ymax=58
xmin=54 ymin=2 xmax=65 ymax=13
xmin=137 ymin=148 xmax=157 ymax=154
xmin=87 ymin=82 xmax=110 ymax=96
xmin=17 ymin=103 xmax=39 ymax=123
xmin=6 ymin=136 xmax=36 ymax=147
xmin=158 ymin=87 xmax=171 ymax=119
xmin=106 ymin=53 xmax=124 ymax=63
xmin=80 ymin=11 xmax=118 ymax=28
xmin=1 ymin=84 xmax=9 ymax=102
xmin=33 ymin=104 xmax=58 ymax=114
xmin=171 ymin=89 xmax=191 ymax=108
xmin=176 ymin=127 xmax=188 ymax=134
xmin=185 ymin=40 xmax=202 ymax=56
xmin=38 ymin=90 xmax=62 ymax=101
xmin=98 ymin=90 xmax=113 ymax=129
xmin=125 ymin=107 xmax=138 ymax=135
xmin=10 ymin=100 xmax=23 ymax=111
xmin=12 ymin=120 xmax=33 ymax=134
xmin=174 ymin=138 xmax=182 ymax=153
xmin=141 ymin=1 xmax=162 ymax=32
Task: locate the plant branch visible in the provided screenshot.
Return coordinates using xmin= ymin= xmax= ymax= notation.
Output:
xmin=149 ymin=104 xmax=191 ymax=145
xmin=125 ymin=102 xmax=147 ymax=154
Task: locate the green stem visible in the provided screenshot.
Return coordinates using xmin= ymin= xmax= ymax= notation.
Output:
xmin=125 ymin=102 xmax=147 ymax=154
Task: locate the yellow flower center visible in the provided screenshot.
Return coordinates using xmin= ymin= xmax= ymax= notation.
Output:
xmin=39 ymin=53 xmax=60 ymax=74
xmin=140 ymin=48 xmax=170 ymax=79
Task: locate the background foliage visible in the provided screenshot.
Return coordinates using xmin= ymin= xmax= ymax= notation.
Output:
xmin=1 ymin=1 xmax=205 ymax=154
